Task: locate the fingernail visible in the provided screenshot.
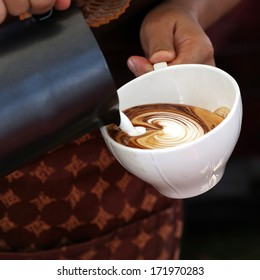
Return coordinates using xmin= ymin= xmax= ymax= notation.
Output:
xmin=127 ymin=58 xmax=136 ymax=73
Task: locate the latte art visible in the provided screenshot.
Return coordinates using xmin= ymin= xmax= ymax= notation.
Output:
xmin=107 ymin=104 xmax=228 ymax=149
xmin=130 ymin=112 xmax=205 ymax=149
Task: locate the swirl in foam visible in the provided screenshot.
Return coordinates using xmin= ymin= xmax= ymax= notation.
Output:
xmin=136 ymin=113 xmax=205 ymax=148
xmin=107 ymin=104 xmax=228 ymax=149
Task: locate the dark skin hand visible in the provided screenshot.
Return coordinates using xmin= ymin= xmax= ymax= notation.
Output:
xmin=127 ymin=0 xmax=242 ymax=76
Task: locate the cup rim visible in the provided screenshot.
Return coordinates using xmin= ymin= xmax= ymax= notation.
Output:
xmin=101 ymin=64 xmax=241 ymax=154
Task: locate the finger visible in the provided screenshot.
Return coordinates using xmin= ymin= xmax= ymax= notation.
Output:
xmin=3 ymin=0 xmax=29 ymax=16
xmin=54 ymin=0 xmax=71 ymax=10
xmin=29 ymin=0 xmax=55 ymax=14
xmin=0 ymin=0 xmax=7 ymax=23
xmin=149 ymin=50 xmax=176 ymax=64
xmin=127 ymin=56 xmax=154 ymax=77
xmin=140 ymin=20 xmax=176 ymax=64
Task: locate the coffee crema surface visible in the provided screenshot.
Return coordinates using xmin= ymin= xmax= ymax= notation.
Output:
xmin=107 ymin=103 xmax=229 ymax=149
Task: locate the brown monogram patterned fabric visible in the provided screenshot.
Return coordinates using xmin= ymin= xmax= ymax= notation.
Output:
xmin=0 ymin=131 xmax=182 ymax=259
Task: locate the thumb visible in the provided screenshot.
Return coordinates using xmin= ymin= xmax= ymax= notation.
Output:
xmin=127 ymin=56 xmax=153 ymax=77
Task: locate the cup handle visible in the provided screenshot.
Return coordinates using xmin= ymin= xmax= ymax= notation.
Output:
xmin=153 ymin=62 xmax=168 ymax=71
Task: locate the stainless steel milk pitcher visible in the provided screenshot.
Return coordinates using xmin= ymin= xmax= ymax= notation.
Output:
xmin=0 ymin=5 xmax=120 ymax=177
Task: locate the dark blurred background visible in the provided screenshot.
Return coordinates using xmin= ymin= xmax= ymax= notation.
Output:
xmin=180 ymin=0 xmax=260 ymax=259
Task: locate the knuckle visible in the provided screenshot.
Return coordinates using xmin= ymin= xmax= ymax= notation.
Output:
xmin=204 ymin=39 xmax=215 ymax=61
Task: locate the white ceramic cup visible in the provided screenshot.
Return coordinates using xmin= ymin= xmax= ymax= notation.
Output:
xmin=101 ymin=64 xmax=242 ymax=199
